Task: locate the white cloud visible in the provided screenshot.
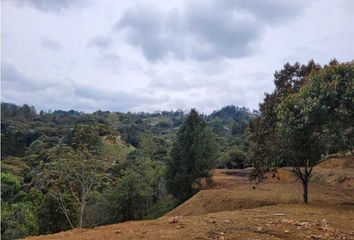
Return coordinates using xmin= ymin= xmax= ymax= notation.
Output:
xmin=1 ymin=0 xmax=354 ymax=113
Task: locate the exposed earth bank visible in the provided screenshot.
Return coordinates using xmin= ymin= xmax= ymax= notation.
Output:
xmin=25 ymin=156 xmax=354 ymax=240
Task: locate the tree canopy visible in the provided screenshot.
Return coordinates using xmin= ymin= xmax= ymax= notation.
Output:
xmin=167 ymin=109 xmax=219 ymax=202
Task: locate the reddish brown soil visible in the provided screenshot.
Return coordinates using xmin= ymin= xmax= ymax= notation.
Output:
xmin=25 ymin=156 xmax=354 ymax=240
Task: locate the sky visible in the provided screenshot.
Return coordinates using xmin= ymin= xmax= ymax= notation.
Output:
xmin=1 ymin=0 xmax=354 ymax=113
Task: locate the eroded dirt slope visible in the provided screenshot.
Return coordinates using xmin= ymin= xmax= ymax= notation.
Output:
xmin=25 ymin=156 xmax=354 ymax=240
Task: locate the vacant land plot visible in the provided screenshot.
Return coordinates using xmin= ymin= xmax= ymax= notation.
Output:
xmin=25 ymin=156 xmax=354 ymax=240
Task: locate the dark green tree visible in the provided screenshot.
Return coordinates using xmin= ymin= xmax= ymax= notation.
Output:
xmin=277 ymin=62 xmax=354 ymax=203
xmin=166 ymin=109 xmax=218 ymax=202
xmin=219 ymin=147 xmax=247 ymax=169
xmin=248 ymin=60 xmax=322 ymax=180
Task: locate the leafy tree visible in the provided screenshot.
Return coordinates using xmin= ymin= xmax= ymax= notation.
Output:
xmin=1 ymin=171 xmax=43 ymax=239
xmin=107 ymin=154 xmax=169 ymax=223
xmin=37 ymin=194 xmax=73 ymax=234
xmin=277 ymin=62 xmax=354 ymax=203
xmin=1 ymin=172 xmax=23 ymax=202
xmin=42 ymin=145 xmax=106 ymax=228
xmin=231 ymin=121 xmax=247 ymax=135
xmin=109 ymin=168 xmax=154 ymax=221
xmin=1 ymin=202 xmax=39 ymax=239
xmin=306 ymin=63 xmax=354 ymax=155
xmin=248 ymin=60 xmax=322 ymax=180
xmin=247 ymin=118 xmax=267 ymax=182
xmin=219 ymin=147 xmax=247 ymax=169
xmin=140 ymin=136 xmax=169 ymax=162
xmin=71 ymin=125 xmax=100 ymax=153
xmin=208 ymin=118 xmax=225 ymax=135
xmin=1 ymin=103 xmax=36 ymax=121
xmin=119 ymin=126 xmax=140 ymax=147
xmin=277 ymin=95 xmax=321 ymax=203
xmin=166 ymin=109 xmax=218 ymax=202
xmin=209 ymin=105 xmax=250 ymax=122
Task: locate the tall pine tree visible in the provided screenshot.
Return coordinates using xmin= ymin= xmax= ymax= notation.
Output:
xmin=166 ymin=109 xmax=218 ymax=202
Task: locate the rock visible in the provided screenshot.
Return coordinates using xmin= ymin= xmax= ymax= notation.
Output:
xmin=284 ymin=230 xmax=290 ymax=234
xmin=219 ymin=237 xmax=225 ymax=240
xmin=281 ymin=219 xmax=294 ymax=224
xmin=273 ymin=213 xmax=286 ymax=216
xmin=206 ymin=219 xmax=216 ymax=223
xmin=320 ymin=219 xmax=328 ymax=226
xmin=223 ymin=220 xmax=231 ymax=223
xmin=318 ymin=226 xmax=336 ymax=232
xmin=298 ymin=222 xmax=310 ymax=226
xmin=256 ymin=226 xmax=263 ymax=231
xmin=310 ymin=235 xmax=325 ymax=239
xmin=176 ymin=225 xmax=184 ymax=229
xmin=114 ymin=230 xmax=122 ymax=234
xmin=168 ymin=216 xmax=181 ymax=223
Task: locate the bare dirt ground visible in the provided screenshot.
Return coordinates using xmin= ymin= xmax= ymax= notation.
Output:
xmin=25 ymin=156 xmax=354 ymax=240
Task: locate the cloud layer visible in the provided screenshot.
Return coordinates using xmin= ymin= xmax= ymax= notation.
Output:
xmin=9 ymin=0 xmax=88 ymax=12
xmin=2 ymin=0 xmax=354 ymax=113
xmin=116 ymin=0 xmax=303 ymax=61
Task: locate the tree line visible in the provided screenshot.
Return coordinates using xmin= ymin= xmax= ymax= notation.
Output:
xmin=2 ymin=58 xmax=351 ymax=239
xmin=1 ymin=102 xmax=230 ymax=239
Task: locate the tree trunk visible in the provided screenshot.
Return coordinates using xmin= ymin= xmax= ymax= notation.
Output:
xmin=79 ymin=188 xmax=86 ymax=228
xmin=302 ymin=179 xmax=308 ymax=204
xmin=79 ymin=202 xmax=85 ymax=228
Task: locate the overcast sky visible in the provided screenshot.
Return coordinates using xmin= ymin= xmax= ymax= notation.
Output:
xmin=1 ymin=0 xmax=354 ymax=113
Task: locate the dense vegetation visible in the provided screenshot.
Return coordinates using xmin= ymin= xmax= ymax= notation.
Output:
xmin=1 ymin=102 xmax=252 ymax=239
xmin=1 ymin=59 xmax=352 ymax=239
xmin=167 ymin=109 xmax=218 ymax=202
xmin=248 ymin=59 xmax=354 ymax=203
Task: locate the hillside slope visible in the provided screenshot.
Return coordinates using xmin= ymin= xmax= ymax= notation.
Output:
xmin=25 ymin=156 xmax=354 ymax=240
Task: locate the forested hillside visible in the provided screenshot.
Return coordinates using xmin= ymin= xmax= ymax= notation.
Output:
xmin=1 ymin=102 xmax=252 ymax=239
xmin=1 ymin=59 xmax=353 ymax=240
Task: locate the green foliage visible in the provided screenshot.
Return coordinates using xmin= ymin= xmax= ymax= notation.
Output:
xmin=1 ymin=172 xmax=23 ymax=202
xmin=219 ymin=146 xmax=247 ymax=169
xmin=71 ymin=125 xmax=100 ymax=153
xmin=247 ymin=60 xmax=353 ymax=203
xmin=167 ymin=109 xmax=218 ymax=202
xmin=1 ymin=157 xmax=30 ymax=179
xmin=37 ymin=194 xmax=73 ymax=234
xmin=26 ymin=136 xmax=60 ymax=155
xmin=1 ymin=121 xmax=38 ymax=158
xmin=300 ymin=63 xmax=354 ymax=154
xmin=140 ymin=135 xmax=170 ymax=162
xmin=42 ymin=145 xmax=107 ymax=228
xmin=145 ymin=195 xmax=178 ymax=219
xmin=107 ymin=154 xmax=168 ymax=221
xmin=1 ymin=202 xmax=39 ymax=240
xmin=209 ymin=105 xmax=250 ymax=123
xmin=277 ymin=62 xmax=354 ymax=163
xmin=1 ymin=170 xmax=44 ymax=239
xmin=247 ymin=60 xmax=323 ymax=180
xmin=99 ymin=135 xmax=135 ymax=168
xmin=109 ymin=168 xmax=154 ymax=220
xmin=1 ymin=102 xmax=253 ymax=238
xmin=1 ymin=102 xmax=36 ymax=121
